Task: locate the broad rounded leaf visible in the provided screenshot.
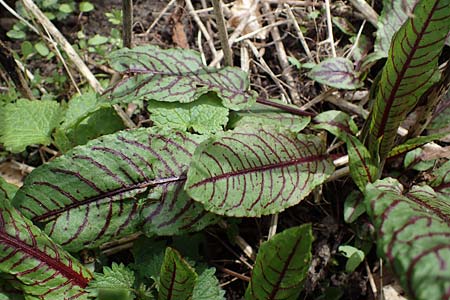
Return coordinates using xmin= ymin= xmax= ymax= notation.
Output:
xmin=12 ymin=128 xmax=217 ymax=251
xmin=312 ymin=110 xmax=358 ymax=141
xmin=104 ymin=45 xmax=257 ymax=110
xmin=308 ymin=58 xmax=363 ymax=90
xmin=186 ymin=126 xmax=334 ymax=217
xmin=0 ymin=196 xmax=92 ymax=299
xmin=245 ymin=224 xmax=313 ymax=300
xmin=159 ymin=247 xmax=197 ymax=300
xmin=365 ymin=177 xmax=450 ymax=300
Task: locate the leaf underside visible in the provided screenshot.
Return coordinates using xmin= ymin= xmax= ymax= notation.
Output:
xmin=186 ymin=126 xmax=334 ymax=217
xmin=366 ymin=0 xmax=450 ymax=160
xmin=12 ymin=128 xmax=218 ymax=252
xmin=245 ymin=224 xmax=313 ymax=300
xmin=104 ymin=45 xmax=257 ymax=110
xmin=365 ymin=172 xmax=450 ymax=300
xmin=0 ymin=195 xmax=92 ymax=299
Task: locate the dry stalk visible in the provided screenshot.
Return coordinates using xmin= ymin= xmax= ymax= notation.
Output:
xmin=212 ymin=0 xmax=233 ymax=66
xmin=122 ymin=0 xmax=133 ymax=48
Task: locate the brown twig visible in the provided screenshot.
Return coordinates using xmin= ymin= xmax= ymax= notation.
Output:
xmin=212 ymin=0 xmax=233 ymax=66
xmin=122 ymin=0 xmax=133 ymax=48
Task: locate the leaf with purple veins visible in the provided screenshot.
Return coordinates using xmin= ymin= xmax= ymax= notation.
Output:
xmin=308 ymin=57 xmax=363 ymax=90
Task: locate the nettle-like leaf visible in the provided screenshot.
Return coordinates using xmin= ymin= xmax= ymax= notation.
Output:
xmin=366 ymin=0 xmax=450 ymax=160
xmin=186 ymin=126 xmax=334 ymax=217
xmin=229 ymin=101 xmax=311 ymax=133
xmin=365 ymin=175 xmax=450 ymax=300
xmin=312 ymin=110 xmax=358 ymax=141
xmin=87 ymin=263 xmax=135 ymax=300
xmin=104 ymin=45 xmax=257 ymax=110
xmin=192 ymin=267 xmax=225 ymax=300
xmin=12 ymin=128 xmax=218 ymax=252
xmin=346 ymin=135 xmax=379 ymax=191
xmin=0 ymin=192 xmax=92 ymax=299
xmin=158 ymin=247 xmax=197 ymax=300
xmin=0 ymin=99 xmax=63 ymax=153
xmin=245 ymin=224 xmax=313 ymax=300
xmin=307 ymin=57 xmax=363 ymax=90
xmin=375 ymin=0 xmax=418 ymax=56
xmin=147 ymin=93 xmax=229 ymax=135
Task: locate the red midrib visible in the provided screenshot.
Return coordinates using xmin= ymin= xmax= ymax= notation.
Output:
xmin=0 ymin=232 xmax=90 ymax=288
xmin=376 ymin=1 xmax=440 ymax=139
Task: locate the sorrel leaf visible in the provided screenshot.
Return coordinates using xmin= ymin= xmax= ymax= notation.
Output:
xmin=375 ymin=0 xmax=418 ymax=56
xmin=387 ymin=133 xmax=449 ymax=158
xmin=245 ymin=224 xmax=313 ymax=300
xmin=0 ymin=193 xmax=92 ymax=299
xmin=104 ymin=45 xmax=257 ymax=110
xmin=312 ymin=110 xmax=358 ymax=141
xmin=0 ymin=99 xmax=63 ymax=153
xmin=229 ymin=101 xmax=310 ymax=132
xmin=148 ymin=93 xmax=229 ymax=135
xmin=346 ymin=135 xmax=379 ymax=191
xmin=186 ymin=126 xmax=334 ymax=217
xmin=158 ymin=247 xmax=197 ymax=300
xmin=365 ymin=176 xmax=450 ymax=300
xmin=343 ymin=190 xmax=365 ymax=223
xmin=307 ymin=57 xmax=363 ymax=90
xmin=365 ymin=0 xmax=450 ymax=160
xmin=12 ymin=128 xmax=217 ymax=251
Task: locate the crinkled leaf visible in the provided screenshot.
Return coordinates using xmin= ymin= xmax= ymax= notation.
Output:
xmin=12 ymin=128 xmax=217 ymax=251
xmin=366 ymin=0 xmax=450 ymax=160
xmin=375 ymin=0 xmax=418 ymax=56
xmin=364 ymin=176 xmax=450 ymax=300
xmin=0 ymin=193 xmax=92 ymax=299
xmin=186 ymin=126 xmax=334 ymax=217
xmin=0 ymin=99 xmax=63 ymax=153
xmin=158 ymin=247 xmax=197 ymax=300
xmin=229 ymin=101 xmax=310 ymax=132
xmin=387 ymin=133 xmax=449 ymax=158
xmin=308 ymin=57 xmax=363 ymax=90
xmin=312 ymin=110 xmax=358 ymax=141
xmin=343 ymin=190 xmax=365 ymax=223
xmin=346 ymin=135 xmax=379 ymax=191
xmin=104 ymin=45 xmax=257 ymax=110
xmin=87 ymin=263 xmax=135 ymax=300
xmin=148 ymin=93 xmax=228 ymax=135
xmin=245 ymin=224 xmax=313 ymax=300
xmin=192 ymin=267 xmax=225 ymax=300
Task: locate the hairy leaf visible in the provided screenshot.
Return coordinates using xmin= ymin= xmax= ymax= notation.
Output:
xmin=312 ymin=110 xmax=358 ymax=141
xmin=186 ymin=126 xmax=334 ymax=217
xmin=366 ymin=0 xmax=450 ymax=160
xmin=87 ymin=263 xmax=135 ymax=300
xmin=158 ymin=247 xmax=197 ymax=300
xmin=375 ymin=0 xmax=418 ymax=56
xmin=104 ymin=45 xmax=257 ymax=110
xmin=0 ymin=192 xmax=92 ymax=299
xmin=365 ymin=176 xmax=450 ymax=300
xmin=148 ymin=93 xmax=228 ymax=135
xmin=346 ymin=135 xmax=379 ymax=191
xmin=229 ymin=101 xmax=310 ymax=132
xmin=245 ymin=224 xmax=313 ymax=300
xmin=192 ymin=267 xmax=225 ymax=300
xmin=0 ymin=99 xmax=63 ymax=153
xmin=308 ymin=57 xmax=363 ymax=90
xmin=12 ymin=128 xmax=217 ymax=251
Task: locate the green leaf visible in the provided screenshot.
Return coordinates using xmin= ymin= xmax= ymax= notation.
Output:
xmin=332 ymin=16 xmax=356 ymax=35
xmin=131 ymin=237 xmax=166 ymax=283
xmin=308 ymin=57 xmax=363 ymax=90
xmin=229 ymin=101 xmax=311 ymax=132
xmin=427 ymin=89 xmax=450 ymax=132
xmin=87 ymin=263 xmax=135 ymax=300
xmin=186 ymin=126 xmax=334 ymax=217
xmin=375 ymin=0 xmax=418 ymax=56
xmin=192 ymin=268 xmax=225 ymax=300
xmin=404 ymin=148 xmax=435 ymax=171
xmin=12 ymin=128 xmax=217 ymax=251
xmin=0 ymin=99 xmax=63 ymax=153
xmin=0 ymin=177 xmax=18 ymax=200
xmin=20 ymin=41 xmax=34 ymax=59
xmin=343 ymin=190 xmax=365 ymax=223
xmin=338 ymin=245 xmax=365 ymax=273
xmin=0 ymin=279 xmax=24 ymax=300
xmin=59 ymin=3 xmax=73 ymax=13
xmin=346 ymin=135 xmax=379 ymax=191
xmin=34 ymin=42 xmax=49 ymax=57
xmin=148 ymin=93 xmax=229 ymax=134
xmin=104 ymin=45 xmax=257 ymax=110
xmin=0 ymin=190 xmax=92 ymax=299
xmin=6 ymin=30 xmax=26 ymax=40
xmin=365 ymin=0 xmax=450 ymax=160
xmin=88 ymin=35 xmax=108 ymax=46
xmin=364 ymin=175 xmax=450 ymax=300
xmin=312 ymin=110 xmax=358 ymax=141
xmin=79 ymin=1 xmax=94 ymax=12
xmin=158 ymin=247 xmax=197 ymax=300
xmin=245 ymin=224 xmax=313 ymax=300
xmin=387 ymin=133 xmax=449 ymax=158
